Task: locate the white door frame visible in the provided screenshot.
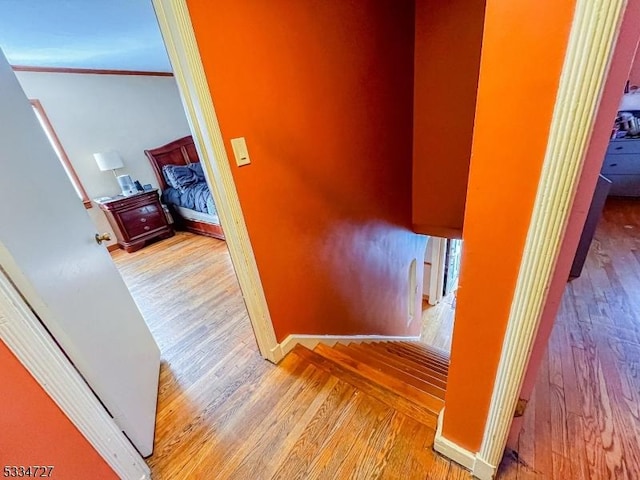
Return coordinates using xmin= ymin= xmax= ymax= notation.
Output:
xmin=0 ymin=266 xmax=151 ymax=480
xmin=1 ymin=0 xmax=281 ymax=477
xmin=428 ymin=237 xmax=447 ymax=305
xmin=0 ymin=0 xmax=626 ymax=478
xmin=152 ymin=0 xmax=282 ymax=364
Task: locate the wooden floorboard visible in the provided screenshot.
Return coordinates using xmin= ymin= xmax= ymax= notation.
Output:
xmin=113 ymin=197 xmax=640 ymax=479
xmin=293 ymin=345 xmax=440 ymax=430
xmin=269 ymin=381 xmax=360 ymax=480
xmin=497 ymin=197 xmax=640 ymax=479
xmin=112 ymin=232 xmax=470 ymax=479
xmin=378 ymin=417 xmax=437 ymax=479
xmin=421 ymin=294 xmax=456 ymax=354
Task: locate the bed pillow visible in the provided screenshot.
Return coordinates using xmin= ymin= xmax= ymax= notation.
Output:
xmin=162 ymin=164 xmax=198 ymax=192
xmin=188 ymin=162 xmax=206 ymax=182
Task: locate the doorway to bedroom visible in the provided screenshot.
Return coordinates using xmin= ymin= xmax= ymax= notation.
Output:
xmin=12 ymin=70 xmax=256 ymax=333
xmin=1 ymin=0 xmax=264 ymax=466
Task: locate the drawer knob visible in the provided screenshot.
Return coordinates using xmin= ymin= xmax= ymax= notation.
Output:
xmin=140 ymin=218 xmax=147 ymax=223
xmin=144 ymin=226 xmax=150 ymax=231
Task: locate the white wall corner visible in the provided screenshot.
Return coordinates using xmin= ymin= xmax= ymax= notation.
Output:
xmin=278 ymin=334 xmax=422 ymax=358
xmin=433 ymin=409 xmax=497 ymax=480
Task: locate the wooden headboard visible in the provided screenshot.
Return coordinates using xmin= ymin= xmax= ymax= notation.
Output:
xmin=144 ymin=135 xmax=200 ymax=190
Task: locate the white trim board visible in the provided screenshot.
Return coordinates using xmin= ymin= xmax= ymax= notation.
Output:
xmin=0 ymin=1 xmax=284 ymax=478
xmin=471 ymin=0 xmax=627 ymax=475
xmin=433 ymin=409 xmax=495 ymax=480
xmin=0 ymin=268 xmax=150 ymax=480
xmin=153 ymin=0 xmax=281 ymax=363
xmin=279 ymin=334 xmax=422 ymax=357
xmin=428 ymin=237 xmax=446 ymax=306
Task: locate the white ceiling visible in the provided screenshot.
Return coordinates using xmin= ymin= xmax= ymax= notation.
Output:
xmin=0 ymin=0 xmax=171 ymax=72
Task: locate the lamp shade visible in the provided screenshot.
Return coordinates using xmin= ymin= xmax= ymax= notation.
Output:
xmin=94 ymin=151 xmax=124 ymax=171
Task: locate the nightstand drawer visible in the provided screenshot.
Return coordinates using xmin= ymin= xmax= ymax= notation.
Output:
xmin=120 ymin=205 xmax=165 ymax=237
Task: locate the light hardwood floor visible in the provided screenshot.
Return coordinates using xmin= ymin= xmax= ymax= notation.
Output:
xmin=420 ymin=198 xmax=640 ymax=479
xmin=421 ymin=294 xmax=456 ymax=354
xmin=499 ymin=197 xmax=640 ymax=479
xmin=112 ymin=196 xmax=639 ymax=480
xmin=112 ymin=233 xmax=472 ymax=479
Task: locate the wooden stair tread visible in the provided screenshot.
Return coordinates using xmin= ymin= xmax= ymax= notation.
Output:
xmin=383 ymin=343 xmax=450 ymax=371
xmin=377 ymin=343 xmax=450 ymax=377
xmin=367 ymin=343 xmax=449 ymax=383
xmin=348 ymin=343 xmax=447 ymax=399
xmin=350 ymin=342 xmax=448 ymax=383
xmin=335 ymin=343 xmax=446 ymax=399
xmin=402 ymin=341 xmax=450 ymax=358
xmin=397 ymin=342 xmax=450 ymax=364
xmin=313 ymin=343 xmax=444 ymax=415
xmin=396 ymin=342 xmax=450 ymax=366
xmin=291 ymin=345 xmax=439 ymax=429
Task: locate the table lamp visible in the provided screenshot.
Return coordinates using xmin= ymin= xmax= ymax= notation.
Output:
xmin=94 ymin=151 xmax=124 ymax=178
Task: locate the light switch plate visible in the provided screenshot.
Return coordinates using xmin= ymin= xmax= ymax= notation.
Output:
xmin=230 ymin=137 xmax=251 ymax=166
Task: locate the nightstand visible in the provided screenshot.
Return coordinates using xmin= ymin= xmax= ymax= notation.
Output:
xmin=96 ymin=190 xmax=174 ymax=253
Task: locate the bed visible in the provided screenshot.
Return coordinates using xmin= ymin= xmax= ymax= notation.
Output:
xmin=144 ymin=135 xmax=225 ymax=240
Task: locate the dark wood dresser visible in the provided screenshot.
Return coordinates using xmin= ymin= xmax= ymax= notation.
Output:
xmin=97 ymin=190 xmax=173 ymax=253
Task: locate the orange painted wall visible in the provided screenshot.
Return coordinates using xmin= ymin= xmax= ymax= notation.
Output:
xmin=507 ymin=0 xmax=640 ymax=449
xmin=0 ymin=341 xmax=116 ymax=478
xmin=442 ymin=0 xmax=577 ymax=451
xmin=412 ymin=0 xmax=486 ymax=238
xmin=187 ymin=0 xmax=426 ymax=341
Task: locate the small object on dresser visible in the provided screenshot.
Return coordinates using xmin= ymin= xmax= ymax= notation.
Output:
xmin=117 ymin=174 xmax=138 ymax=196
xmin=143 ymin=184 xmax=153 ymax=191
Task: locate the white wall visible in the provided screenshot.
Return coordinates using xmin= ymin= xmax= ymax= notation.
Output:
xmin=15 ymin=71 xmax=191 ymax=246
xmin=16 ymin=71 xmax=191 ymax=197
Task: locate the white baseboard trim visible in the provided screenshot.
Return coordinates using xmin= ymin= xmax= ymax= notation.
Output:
xmin=279 ymin=333 xmax=421 ymax=357
xmin=269 ymin=344 xmax=284 ymax=363
xmin=433 ymin=409 xmax=497 ymax=480
xmin=433 ymin=409 xmax=476 ymax=470
xmin=473 ymin=455 xmax=498 ymax=480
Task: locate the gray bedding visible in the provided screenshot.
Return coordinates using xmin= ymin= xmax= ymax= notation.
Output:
xmin=162 ymin=184 xmax=216 ymax=215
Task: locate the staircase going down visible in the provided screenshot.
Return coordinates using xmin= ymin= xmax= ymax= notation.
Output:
xmin=290 ymin=341 xmax=449 ymax=430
